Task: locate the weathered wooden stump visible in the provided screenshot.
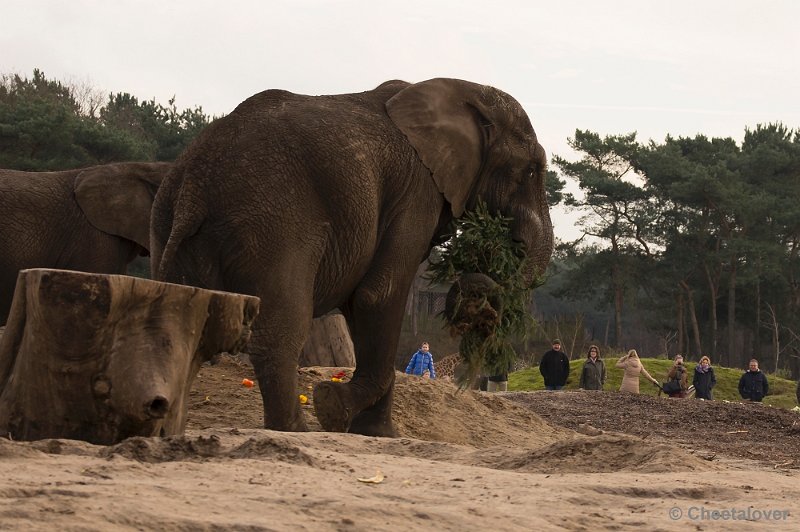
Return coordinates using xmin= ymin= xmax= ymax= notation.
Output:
xmin=299 ymin=313 xmax=355 ymax=367
xmin=0 ymin=269 xmax=259 ymax=444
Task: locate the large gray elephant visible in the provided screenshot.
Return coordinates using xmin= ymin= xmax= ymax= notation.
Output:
xmin=151 ymin=78 xmax=554 ymax=436
xmin=0 ymin=162 xmax=171 ymax=324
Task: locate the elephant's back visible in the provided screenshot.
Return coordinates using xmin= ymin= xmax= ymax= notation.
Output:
xmin=174 ymin=85 xmax=415 ymax=202
xmin=0 ymin=169 xmax=76 ymax=218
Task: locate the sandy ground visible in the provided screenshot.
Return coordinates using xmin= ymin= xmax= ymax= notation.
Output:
xmin=1 ymin=356 xmax=799 ymax=531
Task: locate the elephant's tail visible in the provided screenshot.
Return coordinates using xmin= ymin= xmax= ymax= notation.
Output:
xmin=155 ymin=185 xmax=207 ymax=284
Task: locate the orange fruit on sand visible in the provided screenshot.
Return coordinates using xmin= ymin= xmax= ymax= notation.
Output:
xmin=242 ymin=378 xmax=254 ymax=388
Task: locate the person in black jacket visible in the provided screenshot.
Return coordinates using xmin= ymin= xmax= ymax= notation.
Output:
xmin=539 ymin=339 xmax=570 ymax=390
xmin=738 ymin=359 xmax=769 ymax=402
xmin=693 ymin=355 xmax=717 ymax=400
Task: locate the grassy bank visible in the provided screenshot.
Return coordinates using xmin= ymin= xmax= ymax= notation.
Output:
xmin=508 ymin=358 xmax=798 ymax=409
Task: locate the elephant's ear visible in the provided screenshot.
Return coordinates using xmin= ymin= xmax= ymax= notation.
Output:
xmin=74 ymin=162 xmax=171 ymax=251
xmin=386 ymin=78 xmax=499 ymax=217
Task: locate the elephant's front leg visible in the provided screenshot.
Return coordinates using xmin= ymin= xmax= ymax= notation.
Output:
xmin=313 ymin=265 xmax=414 ymax=437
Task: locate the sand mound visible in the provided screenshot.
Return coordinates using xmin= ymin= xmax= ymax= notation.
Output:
xmin=479 ymin=433 xmax=718 ymax=473
xmin=189 ymin=360 xmax=571 ymax=449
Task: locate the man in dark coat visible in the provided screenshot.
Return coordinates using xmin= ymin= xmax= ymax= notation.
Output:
xmin=738 ymin=359 xmax=769 ymax=402
xmin=539 ymin=339 xmax=570 ymax=390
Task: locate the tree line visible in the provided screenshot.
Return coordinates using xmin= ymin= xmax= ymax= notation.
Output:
xmin=548 ymin=126 xmax=800 ymax=375
xmin=0 ymin=69 xmax=213 ymax=170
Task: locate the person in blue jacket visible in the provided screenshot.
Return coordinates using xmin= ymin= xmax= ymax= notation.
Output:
xmin=405 ymin=342 xmax=436 ymax=378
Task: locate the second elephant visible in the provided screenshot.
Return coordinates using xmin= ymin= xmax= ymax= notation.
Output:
xmin=0 ymin=162 xmax=171 ymax=324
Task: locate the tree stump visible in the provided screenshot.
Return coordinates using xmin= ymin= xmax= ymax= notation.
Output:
xmin=299 ymin=314 xmax=355 ymax=367
xmin=0 ymin=269 xmax=259 ymax=444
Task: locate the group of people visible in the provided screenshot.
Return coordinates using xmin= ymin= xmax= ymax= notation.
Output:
xmin=406 ymin=338 xmax=771 ymax=403
xmin=571 ymin=340 xmax=769 ymax=402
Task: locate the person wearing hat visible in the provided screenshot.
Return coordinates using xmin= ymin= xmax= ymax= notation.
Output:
xmin=539 ymin=339 xmax=570 ymax=390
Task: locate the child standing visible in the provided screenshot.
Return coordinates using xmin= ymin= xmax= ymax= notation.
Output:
xmin=405 ymin=342 xmax=436 ymax=379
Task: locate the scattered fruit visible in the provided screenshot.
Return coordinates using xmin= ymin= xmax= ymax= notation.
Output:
xmin=242 ymin=378 xmax=254 ymax=388
xmin=299 ymin=394 xmax=308 ymax=404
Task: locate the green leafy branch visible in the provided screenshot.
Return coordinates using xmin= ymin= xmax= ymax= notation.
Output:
xmin=427 ymin=200 xmax=537 ymax=381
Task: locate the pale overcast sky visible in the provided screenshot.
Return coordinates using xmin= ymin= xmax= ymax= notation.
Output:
xmin=4 ymin=0 xmax=799 ymax=240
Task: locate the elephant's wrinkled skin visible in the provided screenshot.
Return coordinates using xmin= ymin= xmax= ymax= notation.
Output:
xmin=151 ymin=78 xmax=553 ymax=436
xmin=0 ymin=162 xmax=171 ymax=324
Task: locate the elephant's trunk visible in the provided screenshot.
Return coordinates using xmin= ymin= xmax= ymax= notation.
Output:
xmin=512 ymin=202 xmax=554 ymax=286
xmin=507 ymin=139 xmax=554 ymax=286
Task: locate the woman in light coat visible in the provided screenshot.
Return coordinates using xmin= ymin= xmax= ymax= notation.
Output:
xmin=616 ymin=349 xmax=658 ymax=393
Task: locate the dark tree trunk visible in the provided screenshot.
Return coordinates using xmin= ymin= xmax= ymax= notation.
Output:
xmin=727 ymin=262 xmax=737 ymax=368
xmin=703 ymin=263 xmax=719 ymax=360
xmin=612 ymin=264 xmax=623 ymax=348
xmin=681 ymin=281 xmax=703 ymax=357
xmin=676 ymin=289 xmax=685 ymax=355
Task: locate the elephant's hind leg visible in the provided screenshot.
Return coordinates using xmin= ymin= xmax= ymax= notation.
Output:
xmin=245 ymin=283 xmax=315 ymax=432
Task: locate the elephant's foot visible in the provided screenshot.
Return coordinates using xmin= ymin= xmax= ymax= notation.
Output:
xmin=263 ymin=411 xmax=308 ymax=432
xmin=349 ymin=411 xmax=397 ymax=438
xmin=313 ymin=381 xmax=353 ymax=432
xmin=349 ymin=387 xmax=397 ymax=437
xmin=249 ymin=355 xmax=308 ymax=432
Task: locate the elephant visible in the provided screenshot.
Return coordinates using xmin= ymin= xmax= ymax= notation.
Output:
xmin=150 ymin=78 xmax=554 ymax=436
xmin=0 ymin=162 xmax=171 ymax=324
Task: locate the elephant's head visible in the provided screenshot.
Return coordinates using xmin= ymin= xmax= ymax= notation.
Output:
xmin=386 ymin=78 xmax=553 ymax=282
xmin=74 ymin=162 xmax=172 ymax=255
